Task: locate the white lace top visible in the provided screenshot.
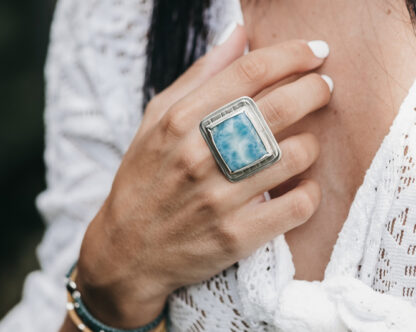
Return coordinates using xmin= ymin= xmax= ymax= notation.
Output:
xmin=1 ymin=0 xmax=416 ymax=331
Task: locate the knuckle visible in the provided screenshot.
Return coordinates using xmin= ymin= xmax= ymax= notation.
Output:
xmin=161 ymin=107 xmax=187 ymax=138
xmin=177 ymin=150 xmax=205 ymax=181
xmin=262 ymin=94 xmax=289 ymax=127
xmin=235 ymin=54 xmax=267 ymax=83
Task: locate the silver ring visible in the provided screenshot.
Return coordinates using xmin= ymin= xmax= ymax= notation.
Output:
xmin=200 ymin=96 xmax=281 ymax=182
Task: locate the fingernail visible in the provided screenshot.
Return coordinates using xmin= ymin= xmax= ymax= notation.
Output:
xmin=215 ymin=22 xmax=239 ymax=46
xmin=263 ymin=191 xmax=271 ymax=201
xmin=307 ymin=40 xmax=330 ymax=59
xmin=321 ymin=74 xmax=334 ymax=93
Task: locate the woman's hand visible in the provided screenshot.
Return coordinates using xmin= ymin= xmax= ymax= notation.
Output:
xmin=76 ymin=27 xmax=332 ymax=329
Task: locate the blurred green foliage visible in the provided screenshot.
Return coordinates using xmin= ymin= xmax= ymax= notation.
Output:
xmin=0 ymin=0 xmax=56 ymax=317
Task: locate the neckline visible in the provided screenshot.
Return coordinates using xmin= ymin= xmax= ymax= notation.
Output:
xmin=224 ymin=0 xmax=416 ymax=282
xmin=325 ymin=78 xmax=416 ymax=280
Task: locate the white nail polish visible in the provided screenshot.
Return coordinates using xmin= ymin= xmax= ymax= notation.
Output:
xmin=321 ymin=74 xmax=334 ymax=93
xmin=263 ymin=191 xmax=271 ymax=201
xmin=215 ymin=22 xmax=238 ymax=46
xmin=307 ymin=40 xmax=330 ymax=59
xmin=244 ymin=43 xmax=249 ymax=55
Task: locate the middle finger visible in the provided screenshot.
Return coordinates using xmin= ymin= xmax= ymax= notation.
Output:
xmin=165 ymin=39 xmax=329 ymax=131
xmin=256 ymin=72 xmax=332 ymax=135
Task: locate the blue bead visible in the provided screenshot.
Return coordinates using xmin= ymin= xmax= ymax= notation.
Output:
xmin=211 ymin=113 xmax=267 ymax=172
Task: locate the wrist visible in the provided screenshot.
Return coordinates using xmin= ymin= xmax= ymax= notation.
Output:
xmin=77 ymin=211 xmax=170 ymax=328
xmin=76 ymin=262 xmax=168 ymax=329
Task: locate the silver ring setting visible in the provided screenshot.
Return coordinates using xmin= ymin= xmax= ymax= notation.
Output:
xmin=200 ymin=96 xmax=281 ymax=182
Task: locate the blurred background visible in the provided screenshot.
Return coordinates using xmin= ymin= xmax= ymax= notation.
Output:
xmin=0 ymin=0 xmax=57 ymax=317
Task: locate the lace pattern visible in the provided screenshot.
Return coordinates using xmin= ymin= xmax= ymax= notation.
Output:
xmin=1 ymin=0 xmax=416 ymax=331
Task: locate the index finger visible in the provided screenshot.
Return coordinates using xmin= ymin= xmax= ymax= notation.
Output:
xmin=166 ymin=39 xmax=329 ymax=129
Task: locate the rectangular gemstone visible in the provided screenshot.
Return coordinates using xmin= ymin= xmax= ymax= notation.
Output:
xmin=211 ymin=112 xmax=267 ymax=172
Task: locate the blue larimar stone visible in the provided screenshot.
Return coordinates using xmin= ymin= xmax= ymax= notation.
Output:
xmin=211 ymin=112 xmax=267 ymax=172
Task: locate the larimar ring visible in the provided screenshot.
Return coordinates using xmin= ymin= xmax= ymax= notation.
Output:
xmin=200 ymin=96 xmax=281 ymax=182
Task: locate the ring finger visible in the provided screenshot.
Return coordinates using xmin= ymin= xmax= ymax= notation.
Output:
xmin=204 ymin=132 xmax=320 ymax=206
xmin=256 ymin=72 xmax=333 ymax=135
xmin=232 ymin=73 xmax=332 ymax=197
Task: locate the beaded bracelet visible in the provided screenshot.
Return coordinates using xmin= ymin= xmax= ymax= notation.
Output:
xmin=66 ymin=264 xmax=167 ymax=332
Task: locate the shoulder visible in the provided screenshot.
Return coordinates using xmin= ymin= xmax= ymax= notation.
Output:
xmin=206 ymin=0 xmax=244 ymax=46
xmin=45 ymin=0 xmax=154 ymax=145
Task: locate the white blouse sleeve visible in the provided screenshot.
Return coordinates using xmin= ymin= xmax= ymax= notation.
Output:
xmin=0 ymin=0 xmax=152 ymax=331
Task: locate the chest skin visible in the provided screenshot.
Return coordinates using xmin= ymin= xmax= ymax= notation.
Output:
xmin=240 ymin=0 xmax=416 ymax=281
